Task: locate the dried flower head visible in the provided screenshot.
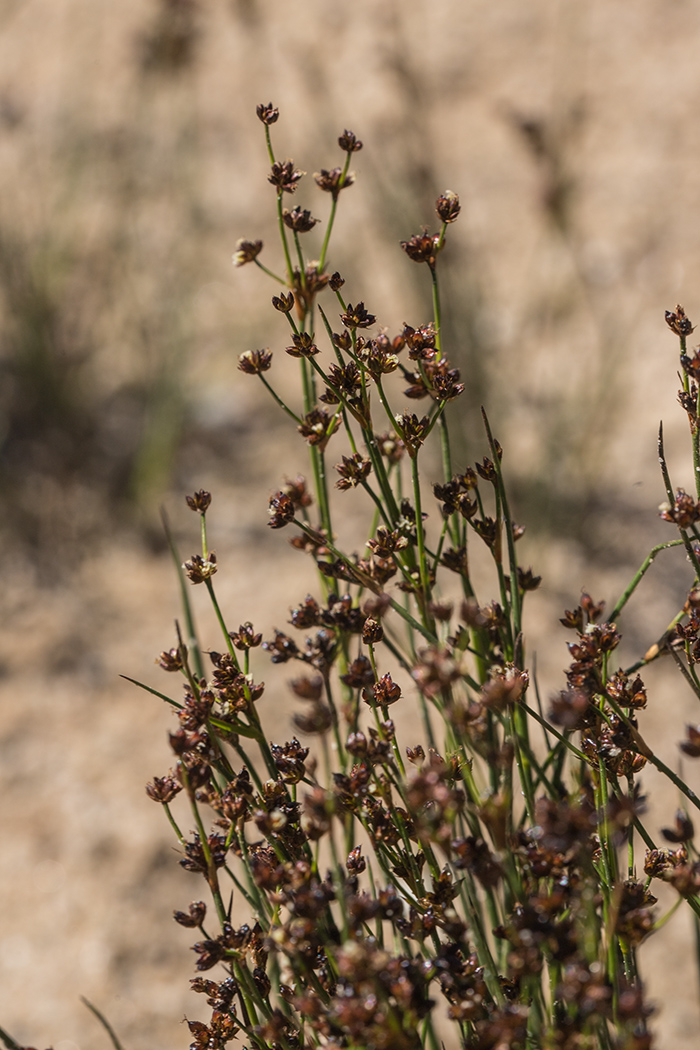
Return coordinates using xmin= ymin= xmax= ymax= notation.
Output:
xmin=681 ymin=724 xmax=700 ymax=757
xmin=272 ymin=292 xmax=295 ymax=313
xmin=268 ymin=491 xmax=296 ymax=529
xmin=283 ymin=207 xmax=319 ymax=233
xmin=314 ymin=167 xmax=355 ymax=199
xmin=232 ymin=238 xmax=263 ymax=266
xmin=395 ymin=412 xmax=431 ymax=457
xmin=298 ymin=408 xmax=340 ymax=450
xmin=665 ymin=304 xmax=695 ymax=338
xmin=183 ymin=552 xmax=217 ymax=583
xmin=157 ymin=646 xmax=183 ymax=672
xmin=268 ymin=159 xmax=305 ymax=193
xmin=285 ymin=332 xmax=319 ymax=358
xmin=340 ymin=301 xmax=376 ymax=329
xmin=338 ymin=129 xmax=363 ymax=152
xmin=401 ymin=230 xmax=441 ymax=268
xmin=436 ymin=190 xmax=461 ymax=223
xmin=335 ymin=453 xmax=371 ymax=491
xmin=186 ymin=490 xmax=212 ymax=514
xmin=238 ymin=349 xmax=272 ymax=374
xmin=256 ymin=102 xmax=279 ymax=125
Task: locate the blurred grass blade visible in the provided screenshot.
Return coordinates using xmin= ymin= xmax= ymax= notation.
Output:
xmin=119 ymin=674 xmax=182 ymax=709
xmin=80 ymin=997 xmax=126 ymax=1050
xmin=0 ymin=1027 xmax=22 ymax=1050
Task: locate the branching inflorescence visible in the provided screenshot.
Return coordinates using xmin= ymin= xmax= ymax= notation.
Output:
xmin=135 ymin=109 xmax=700 ymax=1050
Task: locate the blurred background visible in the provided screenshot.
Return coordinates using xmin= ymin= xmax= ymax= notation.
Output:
xmin=3 ymin=0 xmax=700 ymax=1046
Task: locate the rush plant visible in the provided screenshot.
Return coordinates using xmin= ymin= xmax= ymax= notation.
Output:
xmin=141 ymin=108 xmax=700 ymax=1050
xmin=9 ymin=104 xmax=700 ymax=1050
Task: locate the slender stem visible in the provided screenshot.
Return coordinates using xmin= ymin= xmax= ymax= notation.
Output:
xmin=162 ymin=802 xmax=186 ymax=846
xmin=605 ymin=691 xmax=700 ymax=815
xmin=204 ymin=579 xmax=239 ymax=664
xmin=520 ymin=701 xmax=588 ymax=762
xmin=258 ymin=374 xmax=302 ymax=423
xmin=275 ymin=190 xmax=294 ymax=286
xmin=411 ymin=452 xmax=434 ymax=629
xmin=430 ymin=261 xmax=442 ymax=354
xmin=254 ymin=258 xmax=287 ymax=284
xmin=80 ymin=999 xmax=126 ymax=1050
xmin=181 ymin=764 xmax=227 ymax=926
xmin=318 ymin=153 xmax=352 ymax=272
xmin=610 ymin=539 xmax=685 ymax=620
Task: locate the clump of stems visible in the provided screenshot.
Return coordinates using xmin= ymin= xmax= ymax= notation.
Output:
xmin=37 ymin=110 xmax=700 ymax=1050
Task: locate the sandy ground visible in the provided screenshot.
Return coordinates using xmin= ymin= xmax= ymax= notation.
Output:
xmin=4 ymin=1 xmax=700 ymax=1047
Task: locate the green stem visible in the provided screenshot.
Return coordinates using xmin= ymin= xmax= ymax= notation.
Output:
xmin=275 ymin=191 xmax=294 ymax=286
xmin=318 ymin=154 xmax=352 ymax=272
xmin=610 ymin=539 xmax=685 ymax=620
xmin=181 ymin=765 xmax=227 ymax=926
xmin=431 ymin=261 xmax=442 ymax=354
xmin=162 ymin=802 xmax=186 ymax=846
xmin=411 ymin=452 xmax=434 ymax=629
xmin=204 ymin=578 xmax=239 ymax=664
xmin=258 ymin=373 xmax=303 ymax=423
xmin=606 ymin=691 xmax=700 ymax=815
xmin=80 ymin=999 xmax=126 ymax=1050
xmin=520 ymin=701 xmax=588 ymax=762
xmin=253 ymin=258 xmax=287 ymax=284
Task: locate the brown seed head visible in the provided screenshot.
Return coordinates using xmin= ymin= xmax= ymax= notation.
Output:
xmin=238 ymin=348 xmax=272 ymax=374
xmin=374 ymin=430 xmax=405 ymax=463
xmin=363 ymin=671 xmax=401 ymax=706
xmin=395 ymin=411 xmax=431 ymax=457
xmin=340 ymin=301 xmax=376 ymax=329
xmin=185 ymin=489 xmax=211 ymax=514
xmin=335 ymin=453 xmax=371 ymax=491
xmin=681 ymin=723 xmax=700 ymax=757
xmin=361 ymin=617 xmax=384 ymax=645
xmin=256 ymin=102 xmax=279 ymax=125
xmin=232 ymin=237 xmax=263 ymax=266
xmin=173 ymin=900 xmax=206 ymax=927
xmin=285 ymin=332 xmax=319 ymax=358
xmin=268 ymin=491 xmax=296 ymax=529
xmin=183 ymin=552 xmax=217 ymax=584
xmin=281 ymin=474 xmax=313 ymax=509
xmin=401 ymin=229 xmax=441 ymax=268
xmin=282 ymin=206 xmax=319 ymax=233
xmin=660 ymin=487 xmax=700 ymax=527
xmin=357 ymin=338 xmax=399 ymax=379
xmin=517 ymin=566 xmax=542 ymax=592
xmin=436 ymin=190 xmax=461 ymax=223
xmin=157 ymin=647 xmax=183 ymax=672
xmin=661 ymin=809 xmax=695 ymax=843
xmin=665 ymin=304 xmax=695 ymax=338
xmin=146 ymin=772 xmax=182 ymax=803
xmin=338 ymin=129 xmax=363 ymax=153
xmin=298 ymin=408 xmax=340 ymax=450
xmin=268 ymin=159 xmax=305 ymax=193
xmin=314 ymin=167 xmax=355 ymax=199
xmin=272 ymin=291 xmax=295 ymax=313
xmin=549 ymin=688 xmax=589 ymax=731
xmin=230 ymin=622 xmax=263 ymax=650
xmin=481 ymin=666 xmax=528 ymax=710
